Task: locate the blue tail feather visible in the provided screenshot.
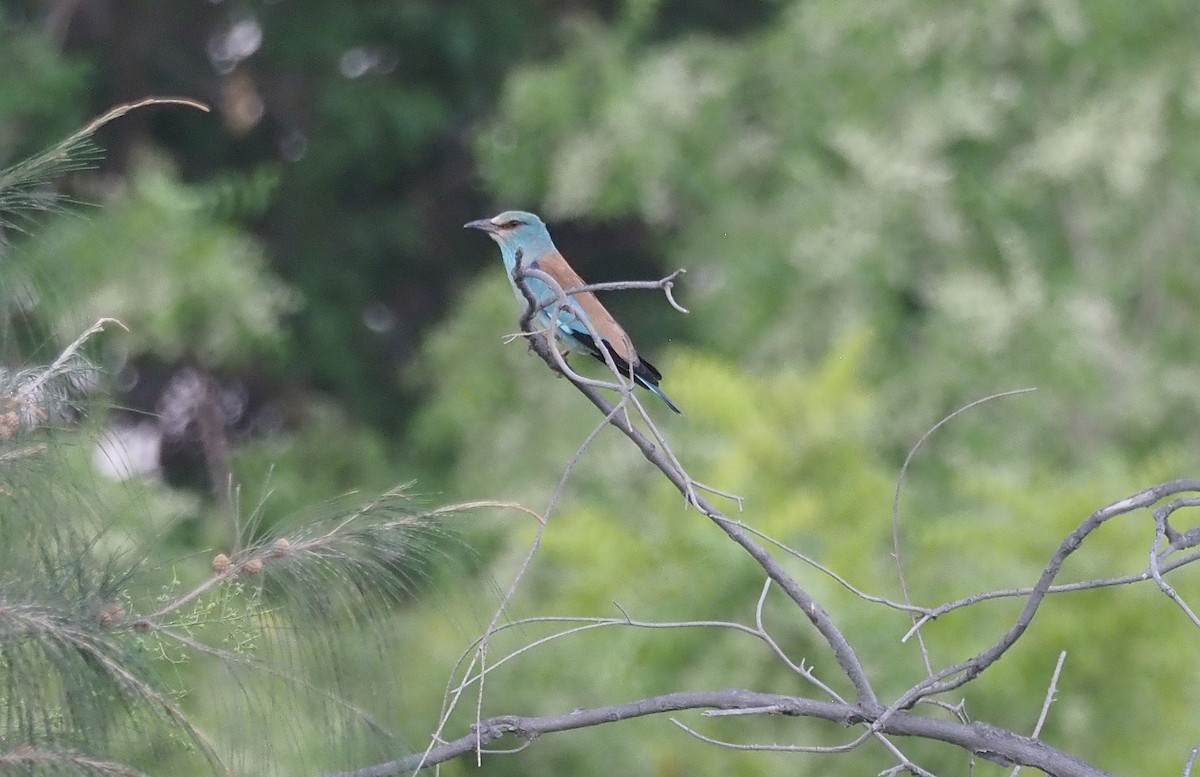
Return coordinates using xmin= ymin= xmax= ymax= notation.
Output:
xmin=636 ymin=374 xmax=682 ymax=414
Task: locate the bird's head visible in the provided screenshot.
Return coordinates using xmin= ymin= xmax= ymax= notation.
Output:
xmin=464 ymin=210 xmax=555 ymax=262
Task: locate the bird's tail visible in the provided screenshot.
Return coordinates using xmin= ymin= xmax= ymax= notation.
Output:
xmin=635 ymin=374 xmax=682 ymax=414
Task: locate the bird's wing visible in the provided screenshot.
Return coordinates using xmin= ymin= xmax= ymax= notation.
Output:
xmin=531 ymin=251 xmax=637 ymax=363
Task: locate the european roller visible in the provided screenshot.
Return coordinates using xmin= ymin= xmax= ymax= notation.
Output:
xmin=465 ymin=210 xmax=681 ymax=413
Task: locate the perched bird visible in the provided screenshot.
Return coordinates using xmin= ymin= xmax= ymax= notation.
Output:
xmin=465 ymin=210 xmax=681 ymax=413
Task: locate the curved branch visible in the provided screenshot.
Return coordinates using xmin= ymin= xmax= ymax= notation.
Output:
xmin=891 ymin=480 xmax=1200 ymax=712
xmin=891 ymin=388 xmax=1037 ymax=673
xmin=322 ymin=688 xmax=1118 ymax=777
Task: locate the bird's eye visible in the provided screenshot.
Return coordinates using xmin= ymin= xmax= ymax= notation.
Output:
xmin=502 ymin=219 xmax=522 ymax=229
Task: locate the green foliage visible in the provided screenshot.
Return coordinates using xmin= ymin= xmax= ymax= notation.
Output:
xmin=0 ymin=28 xmax=90 ymax=239
xmin=0 ymin=111 xmax=446 ymax=775
xmin=194 ymin=165 xmax=281 ymax=222
xmin=0 ymin=402 xmax=455 ymax=776
xmin=241 ymin=0 xmax=564 ymax=429
xmin=0 ymin=19 xmax=89 ymax=165
xmin=405 ymin=273 xmax=555 ymax=494
xmin=399 ymin=336 xmax=900 ymax=775
xmin=232 ymin=400 xmax=400 ymax=534
xmin=476 ymin=0 xmax=1200 ymax=467
xmin=0 ymin=413 xmax=204 ymax=772
xmin=20 ymin=157 xmax=295 ymax=367
xmin=4 ymin=0 xmax=1200 ymax=774
xmin=403 ymin=318 xmax=1200 ymax=774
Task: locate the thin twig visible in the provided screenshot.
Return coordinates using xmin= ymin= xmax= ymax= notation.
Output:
xmin=1182 ymin=740 xmax=1200 ymax=777
xmin=1150 ymin=516 xmax=1200 ymax=627
xmin=754 ymin=578 xmax=844 ymax=699
xmin=902 ymin=546 xmax=1200 ymax=642
xmin=1010 ymin=651 xmax=1067 ymax=777
xmin=891 ymin=388 xmax=1037 ymax=674
xmin=669 ymin=717 xmax=863 ymax=754
xmin=469 ymin=402 xmax=621 ymax=764
xmin=741 ymin=522 xmax=927 ymax=614
xmin=558 ymin=268 xmax=690 ymax=314
xmin=446 ymin=613 xmax=762 ymax=698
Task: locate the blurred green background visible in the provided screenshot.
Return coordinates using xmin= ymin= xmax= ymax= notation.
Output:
xmin=2 ymin=0 xmax=1200 ymax=774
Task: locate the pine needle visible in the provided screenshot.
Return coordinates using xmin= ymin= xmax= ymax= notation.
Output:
xmin=0 ymin=97 xmax=210 ymax=232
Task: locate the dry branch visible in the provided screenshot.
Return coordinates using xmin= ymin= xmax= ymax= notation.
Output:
xmin=330 ymin=267 xmax=1200 ymax=777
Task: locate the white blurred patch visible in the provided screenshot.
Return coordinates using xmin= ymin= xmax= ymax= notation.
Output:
xmin=93 ymin=423 xmax=162 ymax=481
xmin=208 ymin=16 xmax=263 ymax=74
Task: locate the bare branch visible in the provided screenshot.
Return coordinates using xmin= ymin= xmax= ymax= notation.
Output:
xmin=397 ymin=260 xmax=1168 ymax=777
xmin=753 ymin=579 xmax=844 ymax=698
xmin=420 ymin=395 xmax=626 ymax=769
xmin=444 ymin=612 xmax=762 ymax=699
xmin=890 ymin=480 xmax=1200 ymax=713
xmin=559 ymin=268 xmax=690 ymax=314
xmin=322 ymin=688 xmax=1118 ymax=777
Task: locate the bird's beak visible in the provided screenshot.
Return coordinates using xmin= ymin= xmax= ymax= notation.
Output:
xmin=464 ymin=219 xmax=498 ymax=233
